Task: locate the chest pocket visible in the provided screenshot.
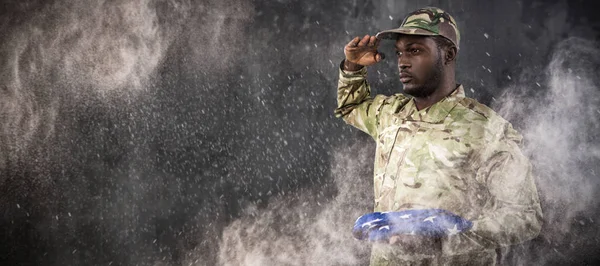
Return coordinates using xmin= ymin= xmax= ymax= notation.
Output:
xmin=415 ymin=123 xmax=487 ymax=192
xmin=421 ymin=126 xmax=473 ymax=166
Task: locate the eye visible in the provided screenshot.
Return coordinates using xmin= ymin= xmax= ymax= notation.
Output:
xmin=395 ymin=51 xmax=403 ymax=57
xmin=411 ymin=48 xmax=420 ymax=54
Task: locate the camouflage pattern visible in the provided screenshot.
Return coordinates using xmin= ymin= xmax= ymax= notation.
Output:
xmin=376 ymin=7 xmax=460 ymax=49
xmin=335 ymin=66 xmax=542 ymax=265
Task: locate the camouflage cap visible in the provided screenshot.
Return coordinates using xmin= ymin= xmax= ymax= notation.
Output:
xmin=376 ymin=7 xmax=460 ymax=49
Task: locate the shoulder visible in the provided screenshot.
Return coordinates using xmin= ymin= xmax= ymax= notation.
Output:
xmin=455 ymin=97 xmax=510 ymax=128
xmin=373 ymin=93 xmax=409 ymax=101
xmin=454 ymin=97 xmax=519 ymax=140
xmin=456 ymin=97 xmax=498 ymax=121
xmin=368 ymin=94 xmax=412 ymax=127
xmin=372 ymin=93 xmax=410 ymax=107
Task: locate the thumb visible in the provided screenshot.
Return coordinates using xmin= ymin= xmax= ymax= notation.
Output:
xmin=376 ymin=52 xmax=386 ymax=62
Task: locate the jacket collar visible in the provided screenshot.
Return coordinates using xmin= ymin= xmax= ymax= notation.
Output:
xmin=398 ymin=85 xmax=465 ymax=123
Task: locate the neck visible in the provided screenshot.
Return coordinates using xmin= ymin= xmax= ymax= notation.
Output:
xmin=414 ymin=73 xmax=456 ymax=110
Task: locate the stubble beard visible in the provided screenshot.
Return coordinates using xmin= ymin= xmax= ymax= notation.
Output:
xmin=403 ymin=51 xmax=444 ymax=98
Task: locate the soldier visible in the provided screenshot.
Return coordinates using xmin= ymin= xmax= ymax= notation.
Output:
xmin=335 ymin=7 xmax=543 ymax=265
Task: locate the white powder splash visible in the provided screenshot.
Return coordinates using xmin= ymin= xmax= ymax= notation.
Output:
xmin=207 ymin=142 xmax=373 ymax=266
xmin=0 ymin=0 xmax=185 ymax=174
xmin=0 ymin=0 xmax=253 ymax=172
xmin=181 ymin=0 xmax=254 ymax=74
xmin=493 ymin=37 xmax=600 ymax=263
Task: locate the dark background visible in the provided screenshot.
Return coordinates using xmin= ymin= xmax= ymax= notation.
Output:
xmin=1 ymin=0 xmax=600 ymax=265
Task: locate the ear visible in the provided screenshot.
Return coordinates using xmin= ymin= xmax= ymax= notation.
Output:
xmin=444 ymin=46 xmax=457 ymax=64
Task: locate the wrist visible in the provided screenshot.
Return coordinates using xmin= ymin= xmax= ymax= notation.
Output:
xmin=343 ymin=59 xmax=364 ymax=72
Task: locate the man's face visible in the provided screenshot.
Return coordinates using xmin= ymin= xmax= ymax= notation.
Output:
xmin=395 ymin=35 xmax=443 ymax=98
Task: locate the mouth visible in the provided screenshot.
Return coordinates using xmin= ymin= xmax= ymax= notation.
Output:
xmin=399 ymin=74 xmax=413 ymax=84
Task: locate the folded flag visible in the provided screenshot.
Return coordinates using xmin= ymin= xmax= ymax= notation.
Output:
xmin=352 ymin=209 xmax=473 ymax=242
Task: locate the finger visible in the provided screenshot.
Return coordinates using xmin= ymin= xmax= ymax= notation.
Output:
xmin=357 ymin=35 xmax=370 ymax=47
xmin=368 ymin=36 xmax=377 ymax=46
xmin=345 ymin=42 xmax=361 ymax=51
xmin=374 ymin=37 xmax=381 ymax=48
xmin=346 ymin=36 xmax=360 ymax=48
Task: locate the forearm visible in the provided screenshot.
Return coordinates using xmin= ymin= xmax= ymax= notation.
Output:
xmin=462 ymin=134 xmax=543 ymax=250
xmin=444 ymin=170 xmax=542 ymax=255
xmin=469 ymin=199 xmax=542 ymax=247
xmin=335 ymin=60 xmax=370 ymax=118
xmin=334 ymin=60 xmax=380 ymax=137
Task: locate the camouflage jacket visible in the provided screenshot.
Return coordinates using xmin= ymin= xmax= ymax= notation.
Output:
xmin=335 ymin=65 xmax=543 ymax=264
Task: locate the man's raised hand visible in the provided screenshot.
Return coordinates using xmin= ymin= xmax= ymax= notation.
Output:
xmin=343 ymin=35 xmax=384 ymax=71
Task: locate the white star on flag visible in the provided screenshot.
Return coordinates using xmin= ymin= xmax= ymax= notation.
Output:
xmin=379 ymin=225 xmax=390 ymax=231
xmin=361 ymin=218 xmax=382 ymax=228
xmin=423 ymin=216 xmax=437 ymax=223
xmin=400 ymin=214 xmax=411 ymax=219
xmin=447 ymin=224 xmax=460 ymax=235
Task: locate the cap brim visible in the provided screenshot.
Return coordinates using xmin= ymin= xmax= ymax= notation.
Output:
xmin=376 ymin=27 xmax=438 ymax=40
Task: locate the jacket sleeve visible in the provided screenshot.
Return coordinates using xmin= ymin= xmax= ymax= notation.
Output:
xmin=334 ymin=61 xmax=391 ymax=139
xmin=455 ymin=123 xmax=543 ymax=251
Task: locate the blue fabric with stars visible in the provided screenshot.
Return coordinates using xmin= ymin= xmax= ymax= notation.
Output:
xmin=352 ymin=209 xmax=473 ymax=241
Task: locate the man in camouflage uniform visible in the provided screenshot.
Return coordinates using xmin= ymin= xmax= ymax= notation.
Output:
xmin=335 ymin=7 xmax=543 ymax=265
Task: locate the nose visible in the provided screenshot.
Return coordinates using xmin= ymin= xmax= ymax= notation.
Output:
xmin=398 ymin=55 xmax=410 ymax=69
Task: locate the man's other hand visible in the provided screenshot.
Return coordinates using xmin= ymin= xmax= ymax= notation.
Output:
xmin=343 ymin=35 xmax=384 ymax=71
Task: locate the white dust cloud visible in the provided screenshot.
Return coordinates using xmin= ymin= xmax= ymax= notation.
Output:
xmin=493 ymin=37 xmax=600 ymax=261
xmin=182 ymin=0 xmax=255 ymax=74
xmin=6 ymin=0 xmax=178 ymax=96
xmin=0 ymin=0 xmax=254 ymax=172
xmin=0 ymin=0 xmax=182 ymax=173
xmin=203 ymin=143 xmax=373 ymax=266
